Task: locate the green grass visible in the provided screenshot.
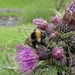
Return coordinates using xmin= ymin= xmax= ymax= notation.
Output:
xmin=0 ymin=0 xmax=71 ymax=10
xmin=0 ymin=0 xmax=72 ymax=23
xmin=0 ymin=0 xmax=54 ymax=9
xmin=0 ymin=26 xmax=24 ymax=50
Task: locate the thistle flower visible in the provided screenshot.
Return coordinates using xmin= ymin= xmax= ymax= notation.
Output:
xmin=56 ymin=20 xmax=75 ymax=33
xmin=50 ymin=32 xmax=57 ymax=38
xmin=45 ymin=24 xmax=56 ymax=36
xmin=37 ymin=45 xmax=51 ymax=60
xmin=54 ymin=55 xmax=67 ymax=66
xmin=51 ymin=15 xmax=59 ymax=25
xmin=62 ymin=0 xmax=75 ymax=25
xmin=33 ymin=18 xmax=48 ymax=30
xmin=15 ymin=44 xmax=39 ymax=74
xmin=49 ymin=32 xmax=58 ymax=42
xmin=52 ymin=47 xmax=64 ymax=60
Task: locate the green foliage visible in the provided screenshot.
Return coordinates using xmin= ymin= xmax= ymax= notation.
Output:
xmin=0 ymin=26 xmax=24 ymax=67
xmin=48 ymin=66 xmax=57 ymax=75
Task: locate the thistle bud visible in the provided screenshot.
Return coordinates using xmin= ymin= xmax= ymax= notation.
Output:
xmin=37 ymin=45 xmax=51 ymax=60
xmin=51 ymin=15 xmax=59 ymax=25
xmin=33 ymin=18 xmax=48 ymax=30
xmin=52 ymin=47 xmax=64 ymax=60
xmin=53 ymin=55 xmax=67 ymax=66
xmin=62 ymin=0 xmax=75 ymax=25
xmin=45 ymin=24 xmax=56 ymax=36
xmin=50 ymin=32 xmax=57 ymax=38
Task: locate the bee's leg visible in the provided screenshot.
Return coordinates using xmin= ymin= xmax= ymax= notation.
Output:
xmin=35 ymin=41 xmax=41 ymax=48
xmin=28 ymin=43 xmax=33 ymax=47
xmin=28 ymin=41 xmax=37 ymax=48
xmin=28 ymin=41 xmax=40 ymax=48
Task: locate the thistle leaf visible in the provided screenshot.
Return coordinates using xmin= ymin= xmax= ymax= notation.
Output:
xmin=48 ymin=66 xmax=57 ymax=75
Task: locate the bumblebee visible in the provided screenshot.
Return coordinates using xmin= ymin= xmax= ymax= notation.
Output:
xmin=25 ymin=29 xmax=46 ymax=48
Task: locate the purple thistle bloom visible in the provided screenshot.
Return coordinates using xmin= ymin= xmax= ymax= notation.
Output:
xmin=52 ymin=47 xmax=64 ymax=60
xmin=33 ymin=18 xmax=48 ymax=30
xmin=45 ymin=24 xmax=56 ymax=36
xmin=62 ymin=0 xmax=75 ymax=25
xmin=50 ymin=32 xmax=57 ymax=38
xmin=15 ymin=44 xmax=39 ymax=74
xmin=51 ymin=15 xmax=59 ymax=25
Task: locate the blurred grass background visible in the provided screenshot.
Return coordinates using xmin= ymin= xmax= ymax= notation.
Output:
xmin=0 ymin=0 xmax=72 ymax=75
xmin=0 ymin=0 xmax=71 ymax=22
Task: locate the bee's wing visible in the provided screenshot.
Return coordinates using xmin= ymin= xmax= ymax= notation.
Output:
xmin=24 ymin=37 xmax=32 ymax=45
